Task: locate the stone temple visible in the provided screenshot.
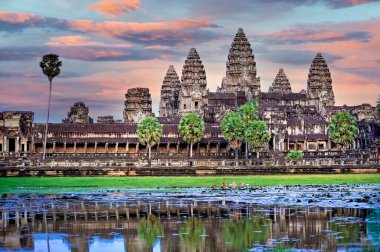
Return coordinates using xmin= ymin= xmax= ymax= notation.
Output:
xmin=0 ymin=28 xmax=378 ymax=157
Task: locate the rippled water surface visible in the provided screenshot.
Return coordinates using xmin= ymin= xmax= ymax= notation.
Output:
xmin=0 ymin=184 xmax=379 ymax=251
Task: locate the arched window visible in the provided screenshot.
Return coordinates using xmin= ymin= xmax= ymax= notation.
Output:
xmin=184 ymin=104 xmax=186 ymax=109
xmin=195 ymin=101 xmax=199 ymax=109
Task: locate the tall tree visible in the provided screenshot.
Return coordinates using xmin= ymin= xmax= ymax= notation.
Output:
xmin=40 ymin=54 xmax=62 ymax=160
xmin=178 ymin=113 xmax=205 ymax=158
xmin=245 ymin=120 xmax=271 ymax=158
xmin=221 ymin=111 xmax=245 ymax=159
xmin=328 ymin=111 xmax=359 ymax=151
xmin=137 ymin=116 xmax=163 ymax=166
xmin=238 ymin=102 xmax=258 ymax=159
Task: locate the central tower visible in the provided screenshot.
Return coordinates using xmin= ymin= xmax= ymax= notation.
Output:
xmin=179 ymin=48 xmax=208 ymax=115
xmin=219 ymin=28 xmax=260 ymax=96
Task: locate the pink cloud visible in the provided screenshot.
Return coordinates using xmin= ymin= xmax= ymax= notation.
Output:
xmin=88 ymin=0 xmax=140 ymax=17
xmin=46 ymin=35 xmax=132 ymax=47
xmin=0 ymin=11 xmax=41 ymax=24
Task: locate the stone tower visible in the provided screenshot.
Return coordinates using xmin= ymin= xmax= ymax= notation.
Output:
xmin=219 ymin=28 xmax=260 ymax=96
xmin=62 ymin=102 xmax=93 ymax=123
xmin=123 ymin=88 xmax=153 ymax=123
xmin=269 ymin=68 xmax=291 ymax=94
xmin=307 ymin=53 xmax=335 ymax=113
xmin=179 ymin=48 xmax=208 ymax=115
xmin=159 ymin=65 xmax=181 ymax=117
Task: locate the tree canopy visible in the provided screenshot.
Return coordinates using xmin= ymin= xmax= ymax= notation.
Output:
xmin=221 ymin=111 xmax=245 ymax=151
xmin=40 ymin=54 xmax=62 ymax=82
xmin=137 ymin=116 xmax=162 ymax=166
xmin=178 ymin=113 xmax=205 ymax=158
xmin=328 ymin=111 xmax=358 ymax=149
xmin=245 ymin=120 xmax=271 ymax=157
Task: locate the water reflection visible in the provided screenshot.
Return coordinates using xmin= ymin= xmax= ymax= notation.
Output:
xmin=0 ymin=195 xmax=379 ymax=251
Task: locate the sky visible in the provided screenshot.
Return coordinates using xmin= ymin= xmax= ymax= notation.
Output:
xmin=0 ymin=0 xmax=379 ymax=122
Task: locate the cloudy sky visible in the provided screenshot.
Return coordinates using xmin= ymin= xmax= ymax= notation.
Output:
xmin=1 ymin=0 xmax=379 ymax=122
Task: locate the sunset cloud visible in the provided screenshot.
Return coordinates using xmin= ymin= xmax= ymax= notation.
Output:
xmin=88 ymin=0 xmax=140 ymax=17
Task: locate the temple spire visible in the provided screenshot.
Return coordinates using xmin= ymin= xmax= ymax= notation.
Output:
xmin=179 ymin=48 xmax=208 ymax=115
xmin=307 ymin=53 xmax=335 ymax=112
xmin=219 ymin=27 xmax=260 ymax=95
xmin=269 ymin=68 xmax=291 ymax=94
xmin=159 ymin=65 xmax=181 ymax=117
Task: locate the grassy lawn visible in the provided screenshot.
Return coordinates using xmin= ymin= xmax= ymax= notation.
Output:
xmin=0 ymin=174 xmax=379 ymax=194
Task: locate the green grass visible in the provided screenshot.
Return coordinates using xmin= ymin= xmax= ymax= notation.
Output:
xmin=0 ymin=174 xmax=379 ymax=194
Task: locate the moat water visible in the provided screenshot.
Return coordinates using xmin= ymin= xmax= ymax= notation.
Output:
xmin=0 ymin=185 xmax=379 ymax=251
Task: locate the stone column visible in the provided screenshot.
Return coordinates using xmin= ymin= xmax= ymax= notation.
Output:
xmin=74 ymin=142 xmax=77 ymax=154
xmin=94 ymin=142 xmax=98 ymax=153
xmin=136 ymin=143 xmax=139 ymax=153
xmin=176 ymin=142 xmax=179 ymax=154
xmin=16 ymin=136 xmax=20 ymax=153
xmin=328 ymin=138 xmax=331 ymax=151
xmin=84 ymin=142 xmax=88 ymax=154
xmin=166 ymin=143 xmax=170 ymax=154
xmin=304 ymin=140 xmax=307 ymax=151
xmin=273 ymin=135 xmax=276 ymax=151
xmin=53 ymin=142 xmax=56 ymax=153
xmin=217 ymin=143 xmax=220 ymax=153
xmin=316 ymin=140 xmax=319 ymax=151
xmin=207 ymin=142 xmax=210 ymax=155
xmin=3 ymin=136 xmax=7 ymax=153
xmin=105 ymin=143 xmax=109 ymax=153
xmin=197 ymin=143 xmax=200 ymax=155
xmin=64 ymin=142 xmax=67 ymax=154
xmin=126 ymin=142 xmax=129 ymax=153
xmin=115 ymin=143 xmax=119 ymax=153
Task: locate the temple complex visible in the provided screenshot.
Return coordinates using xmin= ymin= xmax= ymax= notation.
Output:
xmin=0 ymin=28 xmax=378 ymax=157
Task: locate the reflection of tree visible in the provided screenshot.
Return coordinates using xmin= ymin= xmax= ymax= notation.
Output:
xmin=330 ymin=221 xmax=360 ymax=244
xmin=137 ymin=216 xmax=163 ymax=248
xmin=223 ymin=215 xmax=271 ymax=251
xmin=180 ymin=218 xmax=206 ymax=251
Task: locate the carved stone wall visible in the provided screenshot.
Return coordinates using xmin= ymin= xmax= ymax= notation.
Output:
xmin=123 ymin=88 xmax=153 ymax=123
xmin=62 ymin=102 xmax=93 ymax=124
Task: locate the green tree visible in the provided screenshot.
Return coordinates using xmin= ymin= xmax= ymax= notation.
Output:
xmin=40 ymin=54 xmax=62 ymax=160
xmin=245 ymin=120 xmax=271 ymax=158
xmin=328 ymin=111 xmax=359 ymax=151
xmin=137 ymin=116 xmax=163 ymax=166
xmin=238 ymin=102 xmax=258 ymax=159
xmin=178 ymin=113 xmax=205 ymax=158
xmin=221 ymin=111 xmax=245 ymax=159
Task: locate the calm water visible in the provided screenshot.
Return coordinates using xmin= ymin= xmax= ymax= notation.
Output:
xmin=0 ymin=186 xmax=379 ymax=251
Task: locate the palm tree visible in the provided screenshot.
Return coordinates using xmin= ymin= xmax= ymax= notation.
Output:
xmin=40 ymin=54 xmax=62 ymax=160
xmin=137 ymin=116 xmax=163 ymax=166
xmin=178 ymin=113 xmax=205 ymax=158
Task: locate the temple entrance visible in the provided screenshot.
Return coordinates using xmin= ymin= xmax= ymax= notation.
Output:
xmin=8 ymin=138 xmax=16 ymax=152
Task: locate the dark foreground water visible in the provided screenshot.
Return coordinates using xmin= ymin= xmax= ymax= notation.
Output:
xmin=0 ymin=184 xmax=379 ymax=251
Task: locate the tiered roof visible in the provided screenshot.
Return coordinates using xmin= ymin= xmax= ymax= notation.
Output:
xmin=269 ymin=68 xmax=291 ymax=94
xmin=181 ymin=48 xmax=207 ymax=88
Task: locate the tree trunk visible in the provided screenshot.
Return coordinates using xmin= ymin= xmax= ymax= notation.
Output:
xmin=190 ymin=142 xmax=193 ymax=158
xmin=148 ymin=144 xmax=151 ymax=167
xmin=42 ymin=80 xmax=52 ymax=161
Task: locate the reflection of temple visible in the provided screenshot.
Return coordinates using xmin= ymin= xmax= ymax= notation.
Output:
xmin=0 ymin=199 xmax=377 ymax=251
xmin=0 ymin=28 xmax=379 ymax=158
